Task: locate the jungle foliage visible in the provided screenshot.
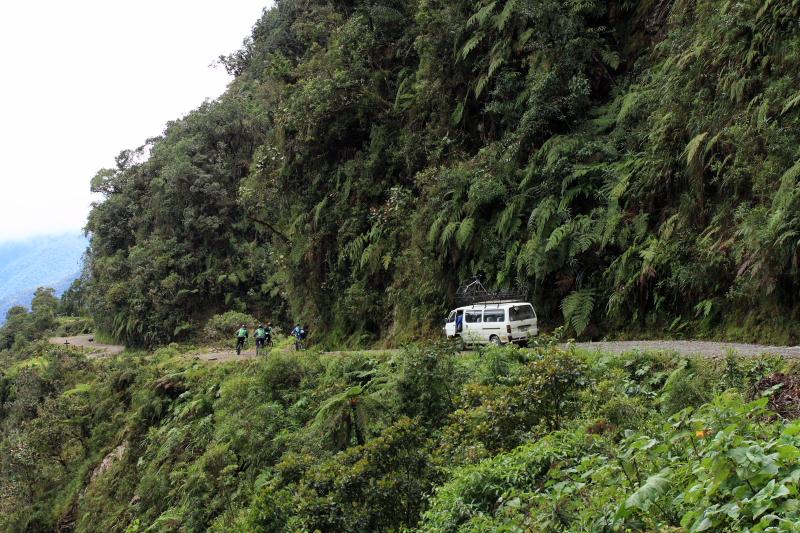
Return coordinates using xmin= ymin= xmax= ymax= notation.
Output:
xmin=4 ymin=326 xmax=800 ymax=532
xmin=85 ymin=0 xmax=800 ymax=347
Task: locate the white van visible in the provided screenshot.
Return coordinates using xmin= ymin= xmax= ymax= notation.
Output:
xmin=443 ymin=301 xmax=538 ymax=346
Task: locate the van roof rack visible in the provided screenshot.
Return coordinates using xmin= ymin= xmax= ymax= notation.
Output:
xmin=454 ymin=277 xmax=528 ymax=305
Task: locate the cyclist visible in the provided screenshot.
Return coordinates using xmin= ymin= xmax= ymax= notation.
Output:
xmin=236 ymin=324 xmax=248 ymax=354
xmin=255 ymin=325 xmax=268 ymax=353
xmin=291 ymin=323 xmax=306 ymax=350
xmin=265 ymin=322 xmax=274 ymax=344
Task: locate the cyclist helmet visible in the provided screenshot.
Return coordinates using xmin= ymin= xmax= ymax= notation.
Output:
xmin=268 ymin=322 xmax=273 ymax=326
xmin=258 ymin=325 xmax=263 ymax=329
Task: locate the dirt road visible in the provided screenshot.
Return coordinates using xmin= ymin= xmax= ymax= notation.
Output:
xmin=569 ymin=340 xmax=800 ymax=359
xmin=49 ymin=335 xmax=126 ymax=357
xmin=48 ymin=336 xmax=800 ymax=361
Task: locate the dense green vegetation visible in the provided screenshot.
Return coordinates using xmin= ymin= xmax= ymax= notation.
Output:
xmin=12 ymin=1 xmax=800 ymax=529
xmin=3 ymin=324 xmax=800 ymax=532
xmin=83 ymin=0 xmax=800 ymax=347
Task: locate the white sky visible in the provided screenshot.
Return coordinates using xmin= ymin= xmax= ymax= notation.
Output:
xmin=0 ymin=0 xmax=272 ymax=244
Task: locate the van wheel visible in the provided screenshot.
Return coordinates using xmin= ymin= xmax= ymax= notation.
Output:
xmin=490 ymin=335 xmax=502 ymax=347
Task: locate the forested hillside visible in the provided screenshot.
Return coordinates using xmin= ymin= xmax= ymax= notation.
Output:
xmin=4 ymin=331 xmax=800 ymax=533
xmin=86 ymin=0 xmax=800 ymax=347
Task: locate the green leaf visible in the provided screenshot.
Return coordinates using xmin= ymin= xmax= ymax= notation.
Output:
xmin=684 ymin=132 xmax=709 ymax=166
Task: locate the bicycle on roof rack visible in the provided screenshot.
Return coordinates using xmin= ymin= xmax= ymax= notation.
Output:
xmin=454 ymin=276 xmax=529 ymax=306
xmin=445 ymin=277 xmax=536 ymax=348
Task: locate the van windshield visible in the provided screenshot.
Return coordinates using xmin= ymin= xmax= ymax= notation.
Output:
xmin=509 ymin=305 xmax=535 ymax=321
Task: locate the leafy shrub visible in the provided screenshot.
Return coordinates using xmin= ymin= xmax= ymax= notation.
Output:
xmin=203 ymin=311 xmax=261 ymax=341
xmin=659 ymin=360 xmax=714 ymax=416
xmin=440 ymin=345 xmax=591 ymax=458
xmin=55 ymin=318 xmax=94 ymax=337
xmin=275 ymin=417 xmax=438 ymax=533
xmin=152 ymin=346 xmax=181 ymax=358
xmin=396 ymin=341 xmax=462 ymax=427
xmin=419 ymin=430 xmax=599 ymax=533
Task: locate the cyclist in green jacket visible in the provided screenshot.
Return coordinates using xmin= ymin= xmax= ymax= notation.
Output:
xmin=255 ymin=325 xmax=268 ymax=352
xmin=236 ymin=325 xmax=248 ymax=355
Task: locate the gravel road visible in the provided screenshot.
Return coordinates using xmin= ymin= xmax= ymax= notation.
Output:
xmin=48 ymin=336 xmax=800 ymax=360
xmin=49 ymin=334 xmax=126 ymax=356
xmin=569 ymin=340 xmax=800 ymax=359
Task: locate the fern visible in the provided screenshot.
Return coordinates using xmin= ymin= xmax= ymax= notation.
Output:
xmin=561 ymin=289 xmax=596 ymax=335
xmin=440 ymin=220 xmax=460 ymax=248
xmin=600 ymin=49 xmax=620 ymax=70
xmin=456 ymin=217 xmax=476 ymax=249
xmin=459 ymin=32 xmax=486 ymax=60
xmin=780 ymin=159 xmax=800 ymax=185
xmin=495 ymin=0 xmax=517 ymax=31
xmin=451 ymin=101 xmax=465 ymax=125
xmin=684 ymin=132 xmax=709 ymax=167
xmin=781 ymin=92 xmax=800 ymax=115
xmin=428 ymin=214 xmax=446 ymax=246
xmin=528 ymin=197 xmax=558 ymax=230
xmin=467 ymin=2 xmax=497 ymax=27
xmin=545 ymin=224 xmax=571 ymax=253
xmin=495 ymin=197 xmax=523 ymax=239
xmin=694 ymin=299 xmax=714 ymax=318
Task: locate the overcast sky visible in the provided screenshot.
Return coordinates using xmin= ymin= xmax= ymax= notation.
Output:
xmin=0 ymin=0 xmax=272 ymax=244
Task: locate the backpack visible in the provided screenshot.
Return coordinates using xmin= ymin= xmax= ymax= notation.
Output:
xmin=297 ymin=326 xmax=306 ymax=338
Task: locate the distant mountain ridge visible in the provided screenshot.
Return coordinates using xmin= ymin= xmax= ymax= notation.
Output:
xmin=0 ymin=233 xmax=88 ymax=320
xmin=0 ymin=271 xmax=82 ymax=322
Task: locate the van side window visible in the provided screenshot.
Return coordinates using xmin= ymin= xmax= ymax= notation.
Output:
xmin=465 ymin=311 xmax=482 ymax=323
xmin=484 ymin=310 xmax=504 ymax=322
xmin=509 ymin=305 xmax=535 ymax=321
xmin=447 ymin=311 xmax=456 ymax=323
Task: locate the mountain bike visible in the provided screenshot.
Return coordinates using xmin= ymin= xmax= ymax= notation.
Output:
xmin=236 ymin=337 xmax=247 ymax=355
xmin=255 ymin=336 xmax=273 ymax=356
xmin=294 ymin=337 xmax=307 ymax=351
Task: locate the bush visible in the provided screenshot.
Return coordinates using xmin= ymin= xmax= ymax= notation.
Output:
xmin=203 ymin=311 xmax=261 ymax=341
xmin=55 ymin=318 xmax=94 ymax=337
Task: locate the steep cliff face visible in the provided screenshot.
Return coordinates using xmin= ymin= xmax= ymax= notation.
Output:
xmin=86 ymin=0 xmax=800 ymax=346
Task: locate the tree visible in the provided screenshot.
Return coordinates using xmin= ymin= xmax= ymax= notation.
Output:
xmin=311 ymin=384 xmax=387 ymax=450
